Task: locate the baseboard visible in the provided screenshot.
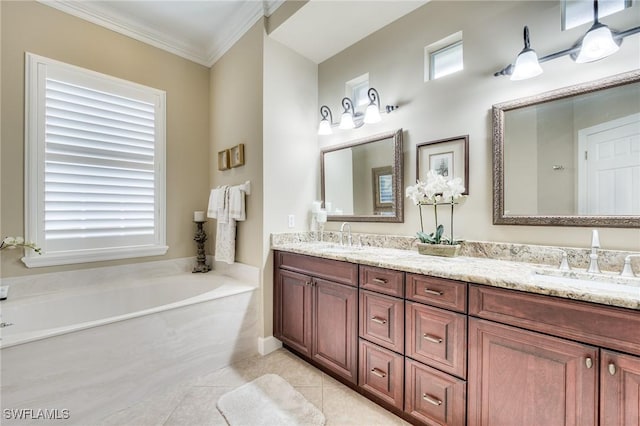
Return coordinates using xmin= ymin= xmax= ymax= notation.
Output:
xmin=258 ymin=336 xmax=282 ymax=355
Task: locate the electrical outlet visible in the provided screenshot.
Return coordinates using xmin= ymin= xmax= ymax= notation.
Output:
xmin=288 ymin=214 xmax=295 ymax=228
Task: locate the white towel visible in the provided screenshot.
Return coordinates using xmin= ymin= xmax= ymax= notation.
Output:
xmin=228 ymin=185 xmax=246 ymax=221
xmin=207 ymin=186 xmax=228 ymax=219
xmin=212 ymin=185 xmax=247 ymax=264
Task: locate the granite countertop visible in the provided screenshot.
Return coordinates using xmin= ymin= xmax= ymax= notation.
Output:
xmin=271 ymin=238 xmax=640 ymax=311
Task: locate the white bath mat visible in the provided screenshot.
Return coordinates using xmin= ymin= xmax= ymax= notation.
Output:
xmin=216 ymin=373 xmax=325 ymax=426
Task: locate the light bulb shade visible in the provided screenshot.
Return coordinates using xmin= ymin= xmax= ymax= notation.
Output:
xmin=339 ymin=112 xmax=355 ymax=129
xmin=318 ymin=119 xmax=332 ymax=135
xmin=575 ymin=24 xmax=620 ymax=63
xmin=510 ymin=48 xmax=543 ymax=81
xmin=363 ymin=104 xmax=381 ymax=124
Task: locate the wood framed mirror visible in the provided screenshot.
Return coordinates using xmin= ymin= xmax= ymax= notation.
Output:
xmin=493 ymin=70 xmax=640 ymax=228
xmin=321 ymin=129 xmax=403 ymax=223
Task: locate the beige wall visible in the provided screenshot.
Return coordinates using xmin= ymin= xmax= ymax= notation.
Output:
xmin=0 ymin=1 xmax=210 ymax=277
xmin=209 ymin=20 xmax=265 ymax=268
xmin=263 ymin=35 xmax=318 ymax=339
xmin=318 ymin=0 xmax=640 ymax=251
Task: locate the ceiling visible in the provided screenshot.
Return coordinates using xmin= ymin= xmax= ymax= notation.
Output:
xmin=40 ymin=0 xmax=429 ymax=67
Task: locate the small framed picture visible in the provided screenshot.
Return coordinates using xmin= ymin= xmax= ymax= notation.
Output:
xmin=417 ymin=135 xmax=469 ymax=195
xmin=230 ymin=144 xmax=245 ymax=168
xmin=218 ymin=150 xmax=230 ymax=171
xmin=372 ymin=166 xmax=394 ymax=214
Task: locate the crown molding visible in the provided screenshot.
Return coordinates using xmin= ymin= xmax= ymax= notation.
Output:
xmin=205 ymin=1 xmax=265 ymax=66
xmin=38 ymin=0 xmax=285 ymax=67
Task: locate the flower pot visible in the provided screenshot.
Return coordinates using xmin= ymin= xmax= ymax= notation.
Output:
xmin=417 ymin=242 xmax=461 ymax=257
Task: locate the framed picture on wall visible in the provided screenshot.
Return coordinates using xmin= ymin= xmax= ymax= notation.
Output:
xmin=230 ymin=144 xmax=245 ymax=168
xmin=372 ymin=166 xmax=394 ymax=215
xmin=218 ymin=150 xmax=230 ymax=171
xmin=417 ymin=135 xmax=469 ymax=195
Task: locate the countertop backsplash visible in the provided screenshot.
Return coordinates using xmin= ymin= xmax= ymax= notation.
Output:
xmin=271 ymin=232 xmax=639 ymax=273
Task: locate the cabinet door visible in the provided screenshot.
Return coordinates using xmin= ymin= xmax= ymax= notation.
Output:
xmin=468 ymin=318 xmax=598 ymax=426
xmin=601 ymin=349 xmax=640 ymax=426
xmin=275 ymin=269 xmax=312 ymax=357
xmin=312 ymin=278 xmax=358 ymax=383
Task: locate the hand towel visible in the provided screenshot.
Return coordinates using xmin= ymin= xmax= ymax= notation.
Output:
xmin=228 ymin=185 xmax=246 ymax=221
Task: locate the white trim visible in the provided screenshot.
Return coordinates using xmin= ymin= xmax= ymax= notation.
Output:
xmin=258 ymin=336 xmax=282 ymax=356
xmin=38 ymin=0 xmax=277 ymax=67
xmin=38 ymin=1 xmax=210 ymax=66
xmin=22 ymin=245 xmax=169 ymax=268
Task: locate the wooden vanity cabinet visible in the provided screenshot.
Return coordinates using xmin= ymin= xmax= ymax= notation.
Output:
xmin=600 ymin=350 xmax=640 ymax=426
xmin=468 ymin=318 xmax=598 ymax=426
xmin=358 ymin=266 xmax=406 ymax=410
xmin=469 ymin=284 xmax=640 ymax=426
xmin=274 ymin=251 xmax=358 ymax=384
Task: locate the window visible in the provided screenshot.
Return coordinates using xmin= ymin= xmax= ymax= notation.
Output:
xmin=425 ymin=32 xmax=463 ymax=81
xmin=24 ymin=53 xmax=167 ymax=267
xmin=345 ymin=73 xmax=370 ymax=114
xmin=562 ymin=0 xmax=631 ymax=30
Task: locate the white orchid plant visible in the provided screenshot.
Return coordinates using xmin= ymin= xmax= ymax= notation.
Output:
xmin=405 ymin=170 xmax=467 ymax=245
xmin=0 ymin=236 xmax=41 ymax=254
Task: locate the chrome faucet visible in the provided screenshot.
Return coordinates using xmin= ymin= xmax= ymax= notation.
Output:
xmin=621 ymin=254 xmax=640 ymax=277
xmin=587 ymin=230 xmax=601 ymax=274
xmin=340 ymin=222 xmax=352 ymax=247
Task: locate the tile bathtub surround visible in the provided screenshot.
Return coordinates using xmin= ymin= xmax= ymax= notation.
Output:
xmin=271 ymin=234 xmax=640 ymax=310
xmin=271 ymin=232 xmax=639 ymax=273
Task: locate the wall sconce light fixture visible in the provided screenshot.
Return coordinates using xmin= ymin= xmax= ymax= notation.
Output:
xmin=495 ymin=0 xmax=640 ymax=80
xmin=317 ymin=87 xmax=398 ymax=135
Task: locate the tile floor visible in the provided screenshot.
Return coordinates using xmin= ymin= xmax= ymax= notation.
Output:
xmin=99 ymin=348 xmax=410 ymax=426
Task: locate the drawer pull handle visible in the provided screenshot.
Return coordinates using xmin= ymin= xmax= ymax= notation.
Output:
xmin=423 ymin=334 xmax=443 ymax=344
xmin=585 ymin=357 xmax=593 ymax=369
xmin=608 ymin=363 xmax=616 ymax=376
xmin=305 ymin=281 xmax=311 ymax=286
xmin=424 ymin=288 xmax=443 ymax=296
xmin=372 ymin=278 xmax=388 ymax=284
xmin=422 ymin=393 xmax=442 ymax=406
xmin=370 ymin=368 xmax=387 ymax=378
xmin=371 ymin=316 xmax=387 ymax=325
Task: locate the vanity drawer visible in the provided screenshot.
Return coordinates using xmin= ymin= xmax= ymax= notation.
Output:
xmin=469 ymin=284 xmax=640 ymax=356
xmin=359 ymin=290 xmax=404 ymax=354
xmin=360 ymin=266 xmax=404 ymax=297
xmin=276 ymin=251 xmax=358 ymax=287
xmin=406 ymin=302 xmax=467 ymax=379
xmin=405 ymin=358 xmax=466 ymax=426
xmin=359 ymin=339 xmax=404 ymax=410
xmin=406 ymin=274 xmax=467 ymax=313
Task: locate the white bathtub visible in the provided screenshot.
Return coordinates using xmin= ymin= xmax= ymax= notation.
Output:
xmin=0 ymin=258 xmax=259 ymax=425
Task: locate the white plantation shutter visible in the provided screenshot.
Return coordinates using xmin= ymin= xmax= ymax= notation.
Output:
xmin=24 ymin=53 xmax=167 ymax=267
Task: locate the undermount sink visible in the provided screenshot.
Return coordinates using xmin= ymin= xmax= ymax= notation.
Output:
xmin=533 ymin=267 xmax=640 ymax=293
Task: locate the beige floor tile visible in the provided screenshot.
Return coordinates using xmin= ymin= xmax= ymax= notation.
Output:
xmin=294 ymin=386 xmax=323 ymax=411
xmin=163 ymin=387 xmax=232 ymax=426
xmin=194 ymin=355 xmax=263 ymax=387
xmin=322 ymin=384 xmax=405 ymax=426
xmin=259 ymin=349 xmax=323 ymax=387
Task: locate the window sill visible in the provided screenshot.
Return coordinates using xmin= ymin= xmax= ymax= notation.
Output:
xmin=21 ymin=245 xmax=169 ymax=268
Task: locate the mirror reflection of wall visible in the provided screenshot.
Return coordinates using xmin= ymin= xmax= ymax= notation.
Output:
xmin=503 ymin=81 xmax=640 ymax=217
xmin=324 ymin=138 xmax=394 ymax=216
xmin=321 ymin=129 xmax=403 ymax=223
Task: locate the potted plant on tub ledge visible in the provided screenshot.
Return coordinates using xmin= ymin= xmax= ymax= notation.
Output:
xmin=406 ymin=170 xmax=467 ymax=257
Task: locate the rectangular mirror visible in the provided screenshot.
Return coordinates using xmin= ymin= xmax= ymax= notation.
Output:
xmin=493 ymin=70 xmax=640 ymax=227
xmin=321 ymin=129 xmax=403 ymax=222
